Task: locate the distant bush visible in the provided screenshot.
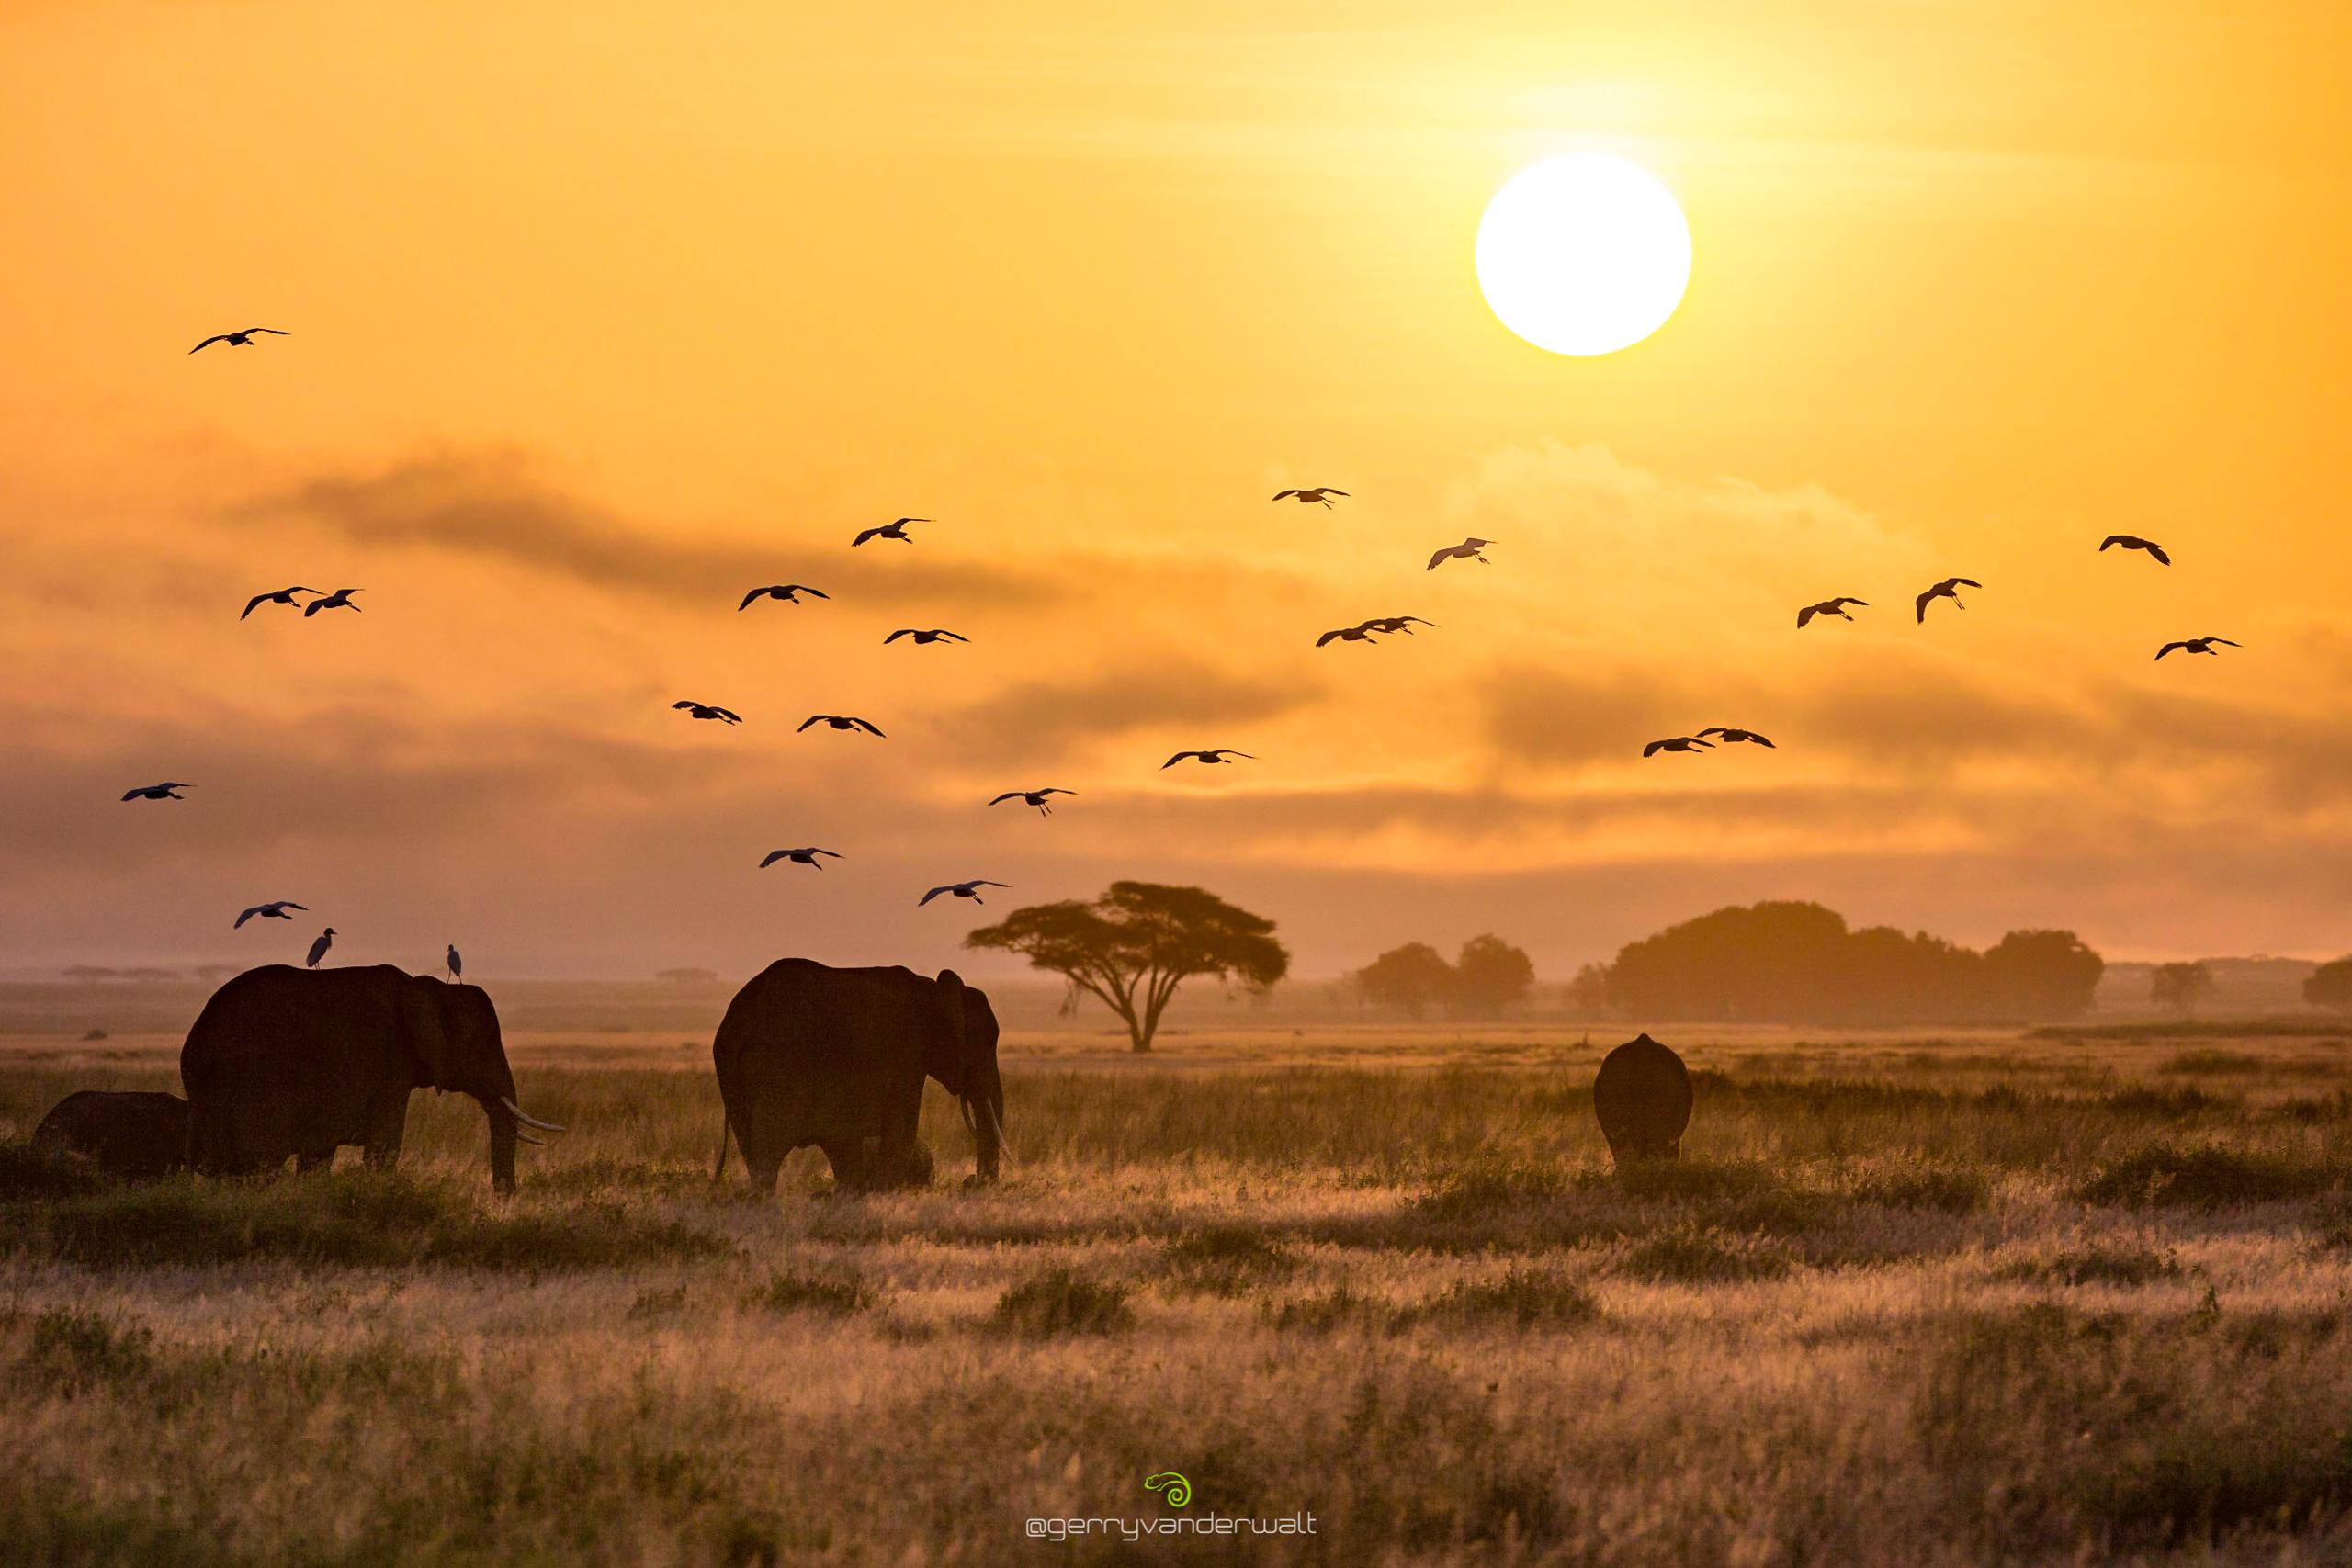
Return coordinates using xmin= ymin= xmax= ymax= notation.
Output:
xmin=1994 ymin=1247 xmax=2189 ymax=1288
xmin=744 ymin=1269 xmax=876 ymax=1317
xmin=0 ymin=1143 xmax=106 ymax=1201
xmin=1846 ymin=1163 xmax=1991 ymax=1215
xmin=18 ymin=1310 xmax=156 ymax=1395
xmin=1402 ymin=1269 xmax=1600 ymax=1330
xmin=1265 ymin=1284 xmax=1387 ymax=1334
xmin=991 ymin=1268 xmax=1134 ymax=1337
xmin=2160 ymin=1050 xmax=2264 ymax=1076
xmin=2075 ymin=1145 xmax=2343 ymax=1209
xmin=1616 ymin=1223 xmax=1793 ymax=1284
xmin=3 ymin=1173 xmax=734 ymax=1269
xmin=1161 ymin=1224 xmax=1296 ymax=1293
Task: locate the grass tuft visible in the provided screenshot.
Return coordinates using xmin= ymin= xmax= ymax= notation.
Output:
xmin=991 ymin=1267 xmax=1134 ymax=1337
xmin=1616 ymin=1222 xmax=1794 ymax=1283
xmin=2075 ymin=1145 xmax=2343 ymax=1209
xmin=743 ymin=1269 xmax=876 ymax=1317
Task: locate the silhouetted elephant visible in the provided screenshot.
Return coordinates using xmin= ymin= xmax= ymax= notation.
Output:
xmin=180 ymin=964 xmax=561 ymax=1192
xmin=1592 ymin=1033 xmax=1692 ymax=1168
xmin=32 ymin=1090 xmax=189 ymax=1180
xmin=712 ymin=959 xmax=1004 ymax=1193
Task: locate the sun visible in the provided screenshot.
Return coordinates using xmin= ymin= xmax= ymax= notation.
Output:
xmin=1476 ymin=152 xmax=1692 ymax=356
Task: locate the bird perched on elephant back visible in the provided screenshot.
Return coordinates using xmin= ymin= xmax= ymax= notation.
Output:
xmin=180 ymin=964 xmax=563 ymax=1192
xmin=712 ymin=959 xmax=1005 ymax=1194
xmin=1591 ymin=1033 xmax=1693 ymax=1168
xmin=32 ymin=1090 xmax=189 ymax=1181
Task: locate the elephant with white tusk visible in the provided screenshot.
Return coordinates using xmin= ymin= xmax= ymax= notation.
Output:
xmin=712 ymin=959 xmax=1005 ymax=1194
xmin=180 ymin=964 xmax=563 ymax=1192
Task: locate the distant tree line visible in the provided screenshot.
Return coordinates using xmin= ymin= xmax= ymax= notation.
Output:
xmin=1577 ymin=900 xmax=2104 ymax=1025
xmin=2306 ymin=958 xmax=2352 ymax=1012
xmin=1352 ymin=934 xmax=1536 ymax=1019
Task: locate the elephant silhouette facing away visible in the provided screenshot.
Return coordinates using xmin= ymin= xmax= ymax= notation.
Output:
xmin=181 ymin=964 xmax=562 ymax=1192
xmin=713 ymin=959 xmax=1004 ymax=1194
xmin=1592 ymin=1033 xmax=1693 ymax=1168
xmin=32 ymin=1090 xmax=189 ymax=1181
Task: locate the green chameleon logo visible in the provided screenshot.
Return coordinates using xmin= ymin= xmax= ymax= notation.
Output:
xmin=1143 ymin=1472 xmax=1192 ymax=1510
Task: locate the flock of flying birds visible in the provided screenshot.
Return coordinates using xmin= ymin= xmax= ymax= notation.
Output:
xmin=125 ymin=326 xmax=2243 ymax=967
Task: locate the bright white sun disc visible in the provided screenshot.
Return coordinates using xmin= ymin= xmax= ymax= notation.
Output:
xmin=1476 ymin=152 xmax=1691 ymax=356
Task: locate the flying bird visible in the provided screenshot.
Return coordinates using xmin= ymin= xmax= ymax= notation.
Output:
xmin=2100 ymin=535 xmax=2172 ymax=566
xmin=241 ymin=586 xmax=322 ymax=620
xmin=447 ymin=944 xmax=462 ymax=981
xmin=1797 ymin=597 xmax=1869 ymax=628
xmin=1914 ymin=577 xmax=1982 ymax=622
xmin=1697 ymin=727 xmax=1776 ymax=748
xmin=797 ymin=714 xmax=885 ymax=736
xmin=989 ymin=788 xmax=1076 ymax=816
xmin=1427 ymin=537 xmax=1494 ymax=570
xmin=306 ymin=928 xmax=336 ymax=969
xmin=1642 ymin=737 xmax=1715 ymax=757
xmin=1360 ymin=615 xmax=1438 ymax=637
xmin=672 ymin=701 xmax=743 ymax=724
xmin=852 ymin=517 xmax=929 ymax=547
xmin=303 ymin=588 xmax=363 ymax=616
xmin=232 ymin=900 xmax=307 ymax=929
xmin=884 ymin=628 xmax=968 ymax=645
xmin=120 ymin=782 xmax=193 ymax=802
xmin=189 ymin=327 xmax=289 ymax=354
xmin=1162 ymin=749 xmax=1255 ymax=769
xmin=1272 ymin=487 xmax=1349 ymax=508
xmin=759 ymin=847 xmax=842 ymax=869
xmin=738 ymin=584 xmax=830 ymax=610
xmin=2155 ymin=637 xmax=2240 ymax=660
xmin=919 ymin=879 xmax=1009 ymax=907
xmin=1315 ymin=623 xmax=1381 ymax=647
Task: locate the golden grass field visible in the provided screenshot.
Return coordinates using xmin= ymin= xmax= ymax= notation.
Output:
xmin=7 ymin=1011 xmax=2352 ymax=1565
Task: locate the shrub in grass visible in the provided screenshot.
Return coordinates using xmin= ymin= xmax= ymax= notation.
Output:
xmin=1847 ymin=1163 xmax=1991 ymax=1215
xmin=18 ymin=1310 xmax=155 ymax=1394
xmin=743 ymin=1269 xmax=875 ymax=1317
xmin=1994 ymin=1246 xmax=2188 ymax=1288
xmin=991 ymin=1267 xmax=1133 ymax=1337
xmin=1616 ymin=1222 xmax=1793 ymax=1284
xmin=0 ymin=1142 xmax=105 ymax=1201
xmin=1413 ymin=1161 xmax=1567 ymax=1220
xmin=1402 ymin=1268 xmax=1600 ymax=1330
xmin=1161 ymin=1224 xmax=1296 ymax=1293
xmin=6 ymin=1173 xmax=734 ymax=1269
xmin=2075 ymin=1145 xmax=2342 ymax=1209
xmin=2160 ymin=1050 xmax=2263 ymax=1077
xmin=1264 ymin=1283 xmax=1387 ymax=1334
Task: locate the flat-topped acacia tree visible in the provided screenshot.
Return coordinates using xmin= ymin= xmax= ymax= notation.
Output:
xmin=965 ymin=881 xmax=1290 ymax=1053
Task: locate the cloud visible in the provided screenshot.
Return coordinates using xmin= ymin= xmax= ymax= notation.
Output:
xmin=935 ymin=660 xmax=1325 ymax=767
xmin=227 ymin=451 xmax=1065 ymax=610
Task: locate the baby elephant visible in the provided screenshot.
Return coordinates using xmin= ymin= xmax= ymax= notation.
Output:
xmin=1591 ymin=1034 xmax=1692 ymax=1168
xmin=32 ymin=1090 xmax=190 ymax=1181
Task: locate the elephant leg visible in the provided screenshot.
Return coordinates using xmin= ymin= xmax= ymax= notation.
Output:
xmin=740 ymin=1129 xmax=785 ymax=1196
xmin=296 ymin=1149 xmax=335 ymax=1174
xmin=875 ymin=1121 xmax=930 ymax=1190
xmin=820 ymin=1140 xmax=870 ymax=1191
xmin=362 ymin=1091 xmax=409 ymax=1172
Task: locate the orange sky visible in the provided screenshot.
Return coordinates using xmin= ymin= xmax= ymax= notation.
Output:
xmin=4 ymin=1 xmax=2350 ymax=978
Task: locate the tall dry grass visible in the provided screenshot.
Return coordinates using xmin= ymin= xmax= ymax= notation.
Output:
xmin=6 ymin=1034 xmax=2352 ymax=1564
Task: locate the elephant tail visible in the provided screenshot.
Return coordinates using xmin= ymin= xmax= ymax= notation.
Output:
xmin=711 ymin=1108 xmax=733 ymax=1185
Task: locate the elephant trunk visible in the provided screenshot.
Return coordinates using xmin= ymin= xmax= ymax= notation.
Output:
xmin=481 ymin=1096 xmax=518 ymax=1194
xmin=965 ymin=1085 xmax=1007 ymax=1184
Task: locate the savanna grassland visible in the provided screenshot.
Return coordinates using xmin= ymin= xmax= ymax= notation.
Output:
xmin=8 ymin=1011 xmax=2352 ymax=1566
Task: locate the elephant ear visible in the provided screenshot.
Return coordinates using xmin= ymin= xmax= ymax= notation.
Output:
xmin=927 ymin=968 xmax=970 ymax=1093
xmin=402 ymin=978 xmax=459 ymax=1089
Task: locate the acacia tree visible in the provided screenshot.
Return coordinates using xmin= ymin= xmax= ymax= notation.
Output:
xmin=1451 ymin=934 xmax=1535 ymax=1017
xmin=2150 ymin=961 xmax=2214 ymax=1016
xmin=1354 ymin=942 xmax=1454 ymax=1018
xmin=2305 ymin=958 xmax=2352 ymax=1012
xmin=966 ymin=881 xmax=1289 ymax=1053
